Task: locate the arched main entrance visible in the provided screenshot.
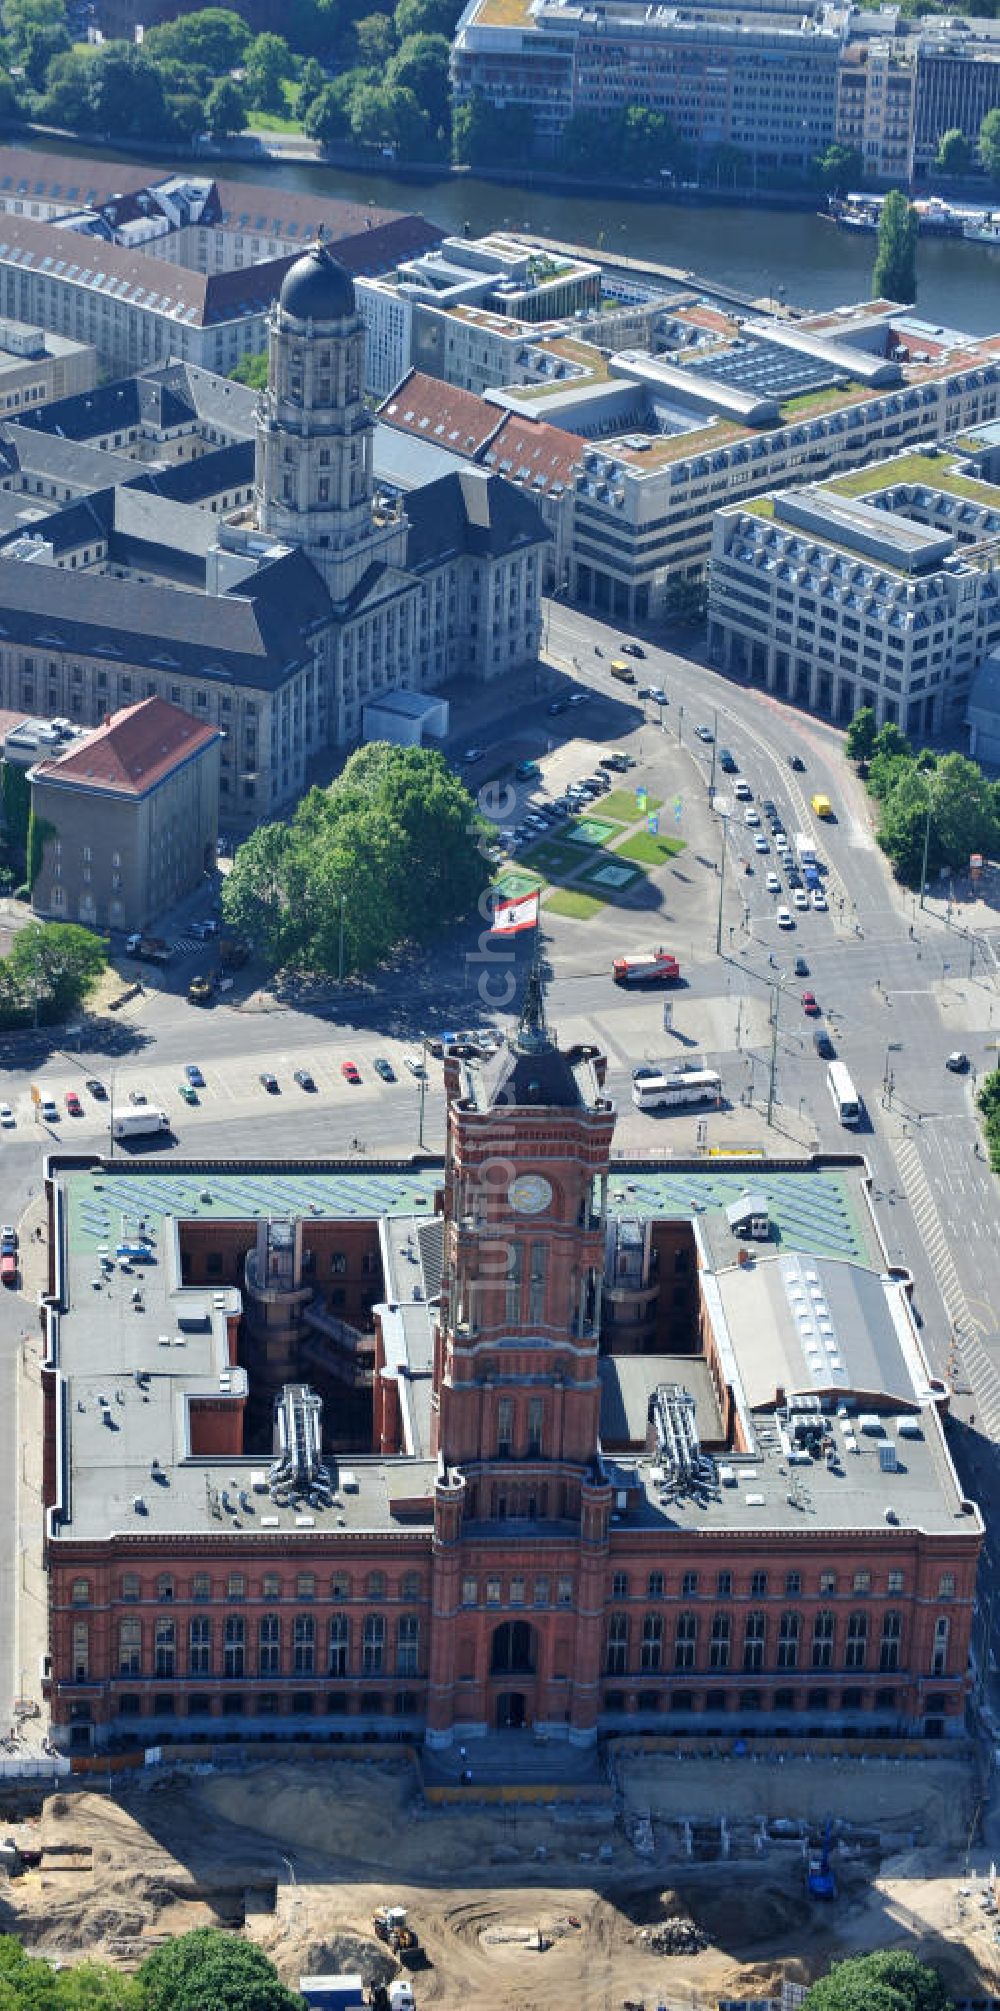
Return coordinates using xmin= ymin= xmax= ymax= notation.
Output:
xmin=496 ymin=1691 xmax=527 ymax=1731
xmin=490 ymin=1619 xmax=536 ymax=1676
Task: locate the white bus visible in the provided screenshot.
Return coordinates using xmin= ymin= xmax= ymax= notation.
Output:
xmin=827 ymin=1061 xmax=861 ymax=1127
xmin=632 ymin=1069 xmax=722 ymax=1112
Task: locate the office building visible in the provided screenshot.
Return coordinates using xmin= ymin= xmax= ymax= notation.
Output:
xmin=708 ymin=452 xmax=1000 ymax=735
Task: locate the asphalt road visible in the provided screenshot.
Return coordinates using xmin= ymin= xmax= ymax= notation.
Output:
xmin=2 ymin=602 xmax=999 ymax=1724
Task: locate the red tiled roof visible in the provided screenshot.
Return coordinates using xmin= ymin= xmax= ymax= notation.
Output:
xmin=484 ymin=412 xmax=582 ymax=493
xmin=378 ymin=370 xmax=503 ymax=458
xmin=34 ymin=697 xmax=220 ymax=798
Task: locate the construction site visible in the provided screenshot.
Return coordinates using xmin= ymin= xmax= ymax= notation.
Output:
xmin=1 ymin=1744 xmax=998 ymax=2010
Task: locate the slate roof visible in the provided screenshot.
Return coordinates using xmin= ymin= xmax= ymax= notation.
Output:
xmin=12 ymin=360 xmax=258 ymax=450
xmin=0 ymin=543 xmax=331 ymax=691
xmin=404 ymin=468 xmax=550 ymax=572
xmin=31 ymin=695 xmax=220 ymax=798
xmin=126 ymin=439 xmax=254 ymax=506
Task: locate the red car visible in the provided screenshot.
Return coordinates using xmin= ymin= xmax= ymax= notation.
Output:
xmin=1 ymin=1251 xmax=16 ymax=1286
xmin=801 ymin=991 xmax=819 ymax=1015
xmin=65 ymin=1090 xmax=83 ymax=1115
xmin=341 ymin=1060 xmax=361 ymax=1084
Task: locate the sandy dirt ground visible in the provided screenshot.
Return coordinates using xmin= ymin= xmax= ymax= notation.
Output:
xmin=1 ymin=1753 xmax=997 ymax=2010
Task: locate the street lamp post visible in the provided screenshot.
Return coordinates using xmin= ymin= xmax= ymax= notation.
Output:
xmin=715 ymin=812 xmax=728 ymax=957
xmin=766 ymin=976 xmax=781 ymax=1128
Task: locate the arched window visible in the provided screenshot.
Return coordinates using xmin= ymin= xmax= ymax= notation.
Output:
xmin=605 ymin=1613 xmax=628 ymax=1677
xmin=777 ymin=1612 xmax=800 ymax=1670
xmin=492 ymin=1619 xmax=536 ymax=1676
xmin=845 ymin=1611 xmax=868 ymax=1670
xmin=258 ymin=1614 xmax=280 ymax=1676
xmin=811 ymin=1610 xmax=835 ymax=1670
xmin=641 ymin=1614 xmax=663 ymax=1673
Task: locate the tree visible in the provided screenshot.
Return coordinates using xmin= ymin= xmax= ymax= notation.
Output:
xmin=350 ymin=79 xmax=428 ymax=153
xmin=143 ymin=8 xmax=251 ymax=73
xmin=935 ymin=125 xmax=971 ymax=173
xmin=814 ymin=140 xmax=862 ymax=192
xmin=86 ymin=45 xmax=173 ymax=140
xmin=295 ymin=54 xmax=324 ymax=118
xmin=221 ymin=745 xmax=490 ymax=976
xmin=802 ymin=1950 xmax=951 ymax=2011
xmin=394 ymin=0 xmax=463 ymax=39
xmin=244 ymin=31 xmax=294 ymax=112
xmin=0 ymin=922 xmax=106 ymax=1027
xmin=40 ymin=46 xmax=96 ymax=128
xmin=0 ymin=67 xmax=23 ymax=118
xmin=20 ymin=14 xmax=69 ymax=87
xmin=139 ymin=1929 xmax=304 ymax=2011
xmin=205 ymin=73 xmax=248 ymax=139
xmin=385 ymin=31 xmax=450 ymax=141
xmin=452 ymin=88 xmax=532 ymax=166
xmin=352 ymin=11 xmax=394 ymax=66
xmin=981 ymin=106 xmax=1000 ymax=179
xmin=305 ymin=71 xmax=364 ymax=145
xmin=168 ymin=90 xmax=208 ymax=144
xmin=872 ymin=188 xmax=918 ymax=302
xmin=230 ymin=350 xmax=268 ymax=388
xmin=845 ymin=705 xmax=877 ymax=762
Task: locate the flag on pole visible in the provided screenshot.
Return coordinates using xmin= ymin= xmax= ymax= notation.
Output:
xmin=647 ymin=812 xmax=659 ymax=834
xmin=637 ymin=787 xmax=648 ymax=813
xmin=492 ymin=889 xmax=540 ymax=934
xmin=674 ymin=795 xmax=682 ymax=824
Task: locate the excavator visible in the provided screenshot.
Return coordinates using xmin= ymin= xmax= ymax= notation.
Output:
xmin=372 ymin=1905 xmax=421 ymax=1967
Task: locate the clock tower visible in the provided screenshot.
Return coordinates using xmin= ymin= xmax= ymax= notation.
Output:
xmin=426 ymin=965 xmax=617 ymax=1746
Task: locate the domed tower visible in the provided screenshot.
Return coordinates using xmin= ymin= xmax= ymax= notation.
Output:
xmin=256 ymin=240 xmax=405 ymax=599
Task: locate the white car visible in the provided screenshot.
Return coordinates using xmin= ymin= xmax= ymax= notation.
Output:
xmin=793 ymin=888 xmax=810 ymax=910
xmin=754 ymin=834 xmax=769 ymax=853
xmin=734 ymin=780 xmax=753 ymax=801
xmin=744 ymin=808 xmax=760 ymax=827
xmin=811 ymin=888 xmax=828 ymax=911
xmin=774 ymin=832 xmax=789 ymax=853
xmin=0 ymin=1104 xmax=13 ymax=1127
xmin=404 ymin=1053 xmax=427 ymax=1078
xmin=776 ymin=906 xmax=794 ymax=929
xmin=695 ymin=724 xmax=714 ymax=742
xmin=766 ymin=871 xmax=781 ymax=893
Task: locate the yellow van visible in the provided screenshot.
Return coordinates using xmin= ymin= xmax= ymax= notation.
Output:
xmin=610 ymin=659 xmax=635 ymax=683
xmin=811 ymin=793 xmax=832 ymax=819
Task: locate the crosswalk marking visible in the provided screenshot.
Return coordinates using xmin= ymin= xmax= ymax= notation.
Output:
xmin=895 ymin=1135 xmax=1000 ymax=1437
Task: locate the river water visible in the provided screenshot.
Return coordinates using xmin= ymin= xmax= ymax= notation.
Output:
xmin=22 ymin=133 xmax=1000 ymax=331
xmin=220 ymin=157 xmax=1000 ymax=332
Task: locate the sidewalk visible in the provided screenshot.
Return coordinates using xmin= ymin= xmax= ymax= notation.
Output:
xmin=13 ymin=1192 xmax=53 ymax=1754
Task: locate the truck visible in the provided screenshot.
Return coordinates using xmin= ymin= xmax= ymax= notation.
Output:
xmin=811 ymin=792 xmax=833 ymax=819
xmin=795 ymin=831 xmax=817 ymax=866
xmin=126 ymin=934 xmax=173 ymax=966
xmin=111 ymin=1108 xmax=171 ymax=1142
xmin=613 ymin=949 xmax=680 ymax=986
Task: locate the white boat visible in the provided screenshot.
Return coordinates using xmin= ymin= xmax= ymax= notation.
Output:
xmin=963 ymin=213 xmax=1000 ymax=244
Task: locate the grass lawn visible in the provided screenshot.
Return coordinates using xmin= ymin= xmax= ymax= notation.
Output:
xmin=544 ymin=887 xmax=605 ymax=920
xmin=601 ymin=789 xmax=662 ymax=821
xmin=249 ymin=79 xmax=305 ymax=133
xmin=614 ymin=831 xmax=687 ymax=866
xmin=519 ymin=840 xmax=585 ymax=876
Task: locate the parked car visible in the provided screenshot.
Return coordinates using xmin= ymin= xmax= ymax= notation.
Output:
xmin=1 ymin=1253 xmax=16 ymax=1286
xmin=813 ymin=1027 xmax=836 ymax=1058
xmin=811 ymin=888 xmax=828 ymax=911
xmin=404 ymin=1053 xmax=427 ymax=1078
xmin=1 ymin=1224 xmax=16 ymax=1253
xmin=793 ymin=889 xmax=809 ymax=910
xmin=259 ymin=1071 xmax=279 ymax=1093
xmin=178 ymin=1082 xmax=199 ymax=1105
xmin=946 ymin=1050 xmax=970 ymax=1072
xmin=515 ymin=760 xmax=541 ymax=781
xmin=776 ymin=906 xmax=794 ymax=929
xmin=185 ymin=1064 xmax=205 ymax=1087
xmin=373 ymin=1056 xmax=396 ymax=1081
xmin=64 ymin=1090 xmax=83 ymax=1115
xmin=754 ymin=835 xmax=769 ymax=853
xmin=765 ymin=871 xmax=781 ymax=893
xmin=801 ymin=991 xmax=819 ymax=1016
xmin=0 ymin=1104 xmax=14 ymax=1127
xmin=128 ymin=1089 xmax=147 ymax=1106
xmin=719 ymin=748 xmax=738 ymax=772
xmin=85 ymin=1078 xmax=107 ymax=1099
xmin=793 ymin=956 xmax=809 ymax=977
xmin=341 ymin=1060 xmax=361 ymax=1083
xmin=695 ymin=724 xmax=714 ymax=742
xmin=294 ymin=1069 xmax=316 ymax=1091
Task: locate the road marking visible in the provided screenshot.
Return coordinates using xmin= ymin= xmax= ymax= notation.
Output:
xmin=895 ymin=1135 xmax=1000 ymax=1431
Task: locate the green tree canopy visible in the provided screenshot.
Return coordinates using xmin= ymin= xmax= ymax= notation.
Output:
xmin=230 ymin=350 xmax=268 ymax=388
xmin=244 ymin=31 xmax=294 ymax=111
xmin=352 ymin=11 xmax=394 ymax=66
xmin=980 ymin=106 xmax=1000 ymax=178
xmin=221 ymin=744 xmax=490 ymax=976
xmin=295 ymin=54 xmax=324 ymax=118
xmin=0 ymin=921 xmax=106 ymax=1025
xmin=305 ymin=69 xmax=367 ymax=144
xmin=845 ymin=705 xmax=877 ymax=761
xmin=350 ymin=76 xmax=428 ymax=152
xmin=385 ymin=30 xmax=450 ymax=138
xmin=872 ymin=188 xmax=918 ymax=302
xmin=394 ymin=0 xmax=463 ymax=38
xmin=935 ymin=125 xmax=971 ymax=172
xmin=138 ymin=1929 xmax=303 ymax=2011
xmin=802 ymin=1950 xmax=952 ymax=2011
xmin=452 ymin=88 xmax=533 ymax=165
xmin=814 ymin=140 xmax=862 ymax=191
xmin=143 ymin=7 xmax=250 ymax=72
xmin=86 ymin=44 xmax=172 ymax=139
xmin=205 ymin=72 xmax=247 ymax=138
xmin=40 ymin=45 xmax=95 ymax=128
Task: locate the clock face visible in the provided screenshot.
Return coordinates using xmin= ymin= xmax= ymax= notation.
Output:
xmin=508 ymin=1174 xmax=552 ymax=1216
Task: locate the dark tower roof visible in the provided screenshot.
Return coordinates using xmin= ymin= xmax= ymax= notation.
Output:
xmin=279 ymin=240 xmax=356 ymax=325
